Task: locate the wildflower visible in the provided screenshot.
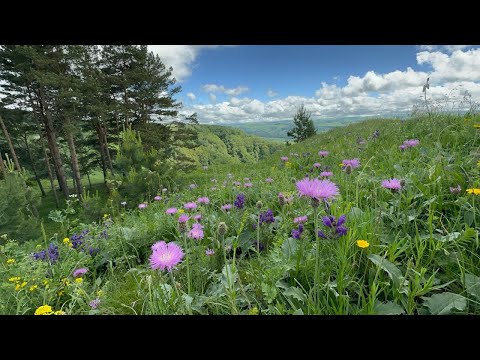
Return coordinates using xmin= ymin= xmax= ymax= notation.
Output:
xmin=54 ymin=310 xmax=65 ymax=315
xmin=281 ymin=156 xmax=288 ymax=162
xmin=6 ymin=258 xmax=15 ymax=265
xmin=8 ymin=277 xmax=21 ymax=282
xmin=342 ymin=159 xmax=360 ymax=168
xmin=178 ymin=209 xmax=185 ymax=214
xmin=296 ymin=178 xmax=340 ymax=201
xmin=197 ymin=197 xmax=210 ymax=204
xmin=63 ymin=237 xmax=71 ymax=245
xmin=291 ymin=224 xmax=304 ymax=239
xmin=35 ymin=305 xmax=54 ymax=315
xmin=399 ymin=145 xmax=407 ymax=151
xmin=381 ymin=178 xmax=402 ymax=192
xmin=162 ymin=188 xmax=168 ymax=193
xmin=217 ymin=222 xmax=228 ymax=236
xmin=403 ymin=139 xmax=420 ymax=147
xmin=474 ymin=124 xmax=480 ymax=129
xmin=29 ymin=285 xmax=38 ymax=292
xmin=244 ymin=182 xmax=253 ymax=188
xmin=154 ymin=195 xmax=162 ymax=201
xmin=166 ymin=207 xmax=178 ymax=215
xmin=184 ymin=202 xmax=197 ymax=210
xmin=205 ymin=248 xmax=215 ymax=256
xmin=138 ymin=203 xmax=147 ymax=210
xmin=61 ymin=278 xmax=71 ymax=286
xmin=265 ymin=178 xmax=273 ymax=183
xmin=356 ymin=240 xmax=370 ymax=248
xmin=188 ymin=222 xmax=204 ymax=240
xmin=278 ymin=192 xmax=286 ymax=206
xmin=256 ymin=200 xmax=263 ymax=209
xmin=221 ymin=204 xmax=232 ymax=212
xmin=194 ymin=214 xmax=202 ymax=222
xmin=75 ymin=278 xmax=83 ymax=284
xmin=89 ymin=298 xmax=101 ymax=309
xmin=103 ymin=213 xmax=109 ymax=218
xmin=121 ymin=201 xmax=127 ymax=206
xmin=233 ymin=181 xmax=241 ymax=187
xmin=450 ymin=185 xmax=462 ymax=194
xmin=259 ymin=209 xmax=275 ymax=225
xmin=294 ymin=216 xmax=308 ymax=224
xmin=72 ymin=268 xmax=88 ymax=278
xmin=149 ymin=241 xmax=184 ymax=272
xmin=318 ymin=151 xmax=329 ymax=157
xmin=320 ymin=171 xmax=333 ymax=177
xmin=313 ymin=163 xmax=321 ymax=168
xmin=234 ymin=193 xmax=245 ymax=209
xmin=178 ymin=214 xmax=189 ymax=223
xmin=466 ymin=188 xmax=480 ymax=195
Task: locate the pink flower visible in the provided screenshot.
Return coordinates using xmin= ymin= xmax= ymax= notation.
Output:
xmin=342 ymin=159 xmax=360 ymax=168
xmin=296 ymin=178 xmax=340 ymax=200
xmin=281 ymin=156 xmax=289 ymax=162
xmin=381 ymin=178 xmax=402 ymax=191
xmin=188 ymin=222 xmax=204 ymax=240
xmin=197 ymin=197 xmax=210 ymax=204
xmin=178 ymin=214 xmax=189 ymax=223
xmin=184 ymin=202 xmax=197 ymax=210
xmin=149 ymin=241 xmax=184 ymax=272
xmin=399 ymin=145 xmax=407 ymax=151
xmin=205 ymin=248 xmax=215 ymax=256
xmin=166 ymin=208 xmax=177 ymax=215
xmin=138 ymin=203 xmax=147 ymax=209
xmin=318 ymin=151 xmax=329 ymax=157
xmin=313 ymin=163 xmax=321 ymax=168
xmin=244 ymin=182 xmax=253 ymax=188
xmin=89 ymin=298 xmax=100 ymax=309
xmin=222 ymin=204 xmax=232 ymax=211
xmin=294 ymin=216 xmax=308 ymax=224
xmin=72 ymin=268 xmax=88 ymax=278
xmin=194 ymin=214 xmax=202 ymax=222
xmin=154 ymin=195 xmax=162 ymax=201
xmin=403 ymin=139 xmax=420 ymax=147
xmin=320 ymin=171 xmax=333 ymax=177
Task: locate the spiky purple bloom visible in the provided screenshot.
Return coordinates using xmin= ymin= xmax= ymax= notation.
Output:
xmin=149 ymin=241 xmax=184 ymax=272
xmin=337 ymin=214 xmax=346 ymax=227
xmin=178 ymin=214 xmax=189 ymax=223
xmin=318 ymin=151 xmax=329 ymax=157
xmin=294 ymin=216 xmax=308 ymax=224
xmin=320 ymin=171 xmax=333 ymax=177
xmin=450 ymin=185 xmax=462 ymax=194
xmin=205 ymin=248 xmax=215 ymax=256
xmin=73 ymin=268 xmax=88 ymax=278
xmin=265 ymin=178 xmax=273 ymax=183
xmin=342 ymin=159 xmax=360 ymax=168
xmin=281 ymin=156 xmax=289 ymax=162
xmin=184 ymin=202 xmax=197 ymax=210
xmin=166 ymin=207 xmax=178 ymax=215
xmin=259 ymin=209 xmax=275 ymax=224
xmin=403 ymin=139 xmax=420 ymax=147
xmin=138 ymin=203 xmax=147 ymax=210
xmin=296 ymin=178 xmax=340 ymax=201
xmin=399 ymin=145 xmax=407 ymax=151
xmin=198 ymin=197 xmax=210 ymax=204
xmin=313 ymin=163 xmax=321 ymax=168
xmin=234 ymin=193 xmax=245 ymax=209
xmin=89 ymin=298 xmax=100 ymax=309
xmin=381 ymin=178 xmax=402 ymax=191
xmin=32 ymin=250 xmax=47 ymax=261
xmin=222 ymin=204 xmax=232 ymax=211
xmin=154 ymin=195 xmax=162 ymax=201
xmin=188 ymin=222 xmax=204 ymax=240
xmin=244 ymin=182 xmax=253 ymax=188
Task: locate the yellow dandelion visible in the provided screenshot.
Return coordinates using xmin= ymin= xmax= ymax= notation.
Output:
xmin=63 ymin=237 xmax=71 ymax=245
xmin=178 ymin=209 xmax=185 ymax=214
xmin=29 ymin=285 xmax=38 ymax=292
xmin=75 ymin=278 xmax=83 ymax=284
xmin=34 ymin=305 xmax=54 ymax=315
xmin=466 ymin=188 xmax=480 ymax=195
xmin=356 ymin=240 xmax=370 ymax=249
xmin=8 ymin=276 xmax=21 ymax=283
xmin=6 ymin=258 xmax=15 ymax=265
xmin=54 ymin=310 xmax=66 ymax=315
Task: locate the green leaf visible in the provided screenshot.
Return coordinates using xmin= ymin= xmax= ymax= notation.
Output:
xmin=283 ymin=287 xmax=307 ymax=303
xmin=292 ymin=309 xmax=304 ymax=315
xmin=261 ymin=282 xmax=277 ymax=304
xmin=422 ymin=292 xmax=467 ymax=315
xmin=367 ymin=254 xmax=403 ymax=287
xmin=465 ymin=274 xmax=480 ymax=300
xmin=374 ymin=301 xmax=405 ymax=315
xmin=282 ymin=237 xmax=298 ymax=258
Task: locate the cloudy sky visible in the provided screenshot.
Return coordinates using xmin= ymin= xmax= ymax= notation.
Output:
xmin=150 ymin=45 xmax=480 ymax=124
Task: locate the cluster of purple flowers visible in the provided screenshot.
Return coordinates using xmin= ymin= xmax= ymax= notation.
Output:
xmin=291 ymin=224 xmax=304 ymax=239
xmin=33 ymin=243 xmax=59 ymax=264
xmin=70 ymin=229 xmax=90 ymax=249
xmin=234 ymin=193 xmax=245 ymax=209
xmin=259 ymin=209 xmax=275 ymax=225
xmin=342 ymin=159 xmax=360 ymax=168
xmin=317 ymin=215 xmax=348 ymax=239
xmin=400 ymin=139 xmax=420 ymax=151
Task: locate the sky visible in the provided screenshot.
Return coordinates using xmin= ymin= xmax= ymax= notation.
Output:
xmin=148 ymin=45 xmax=480 ymax=124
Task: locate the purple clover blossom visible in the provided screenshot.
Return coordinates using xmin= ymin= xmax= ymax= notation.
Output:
xmin=222 ymin=204 xmax=232 ymax=212
xmin=313 ymin=163 xmax=321 ymax=168
xmin=154 ymin=195 xmax=162 ymax=201
xmin=73 ymin=268 xmax=88 ymax=278
xmin=450 ymin=185 xmax=462 ymax=194
xmin=318 ymin=151 xmax=329 ymax=157
xmin=320 ymin=171 xmax=333 ymax=177
xmin=281 ymin=156 xmax=289 ymax=162
xmin=197 ymin=197 xmax=210 ymax=204
xmin=205 ymin=248 xmax=215 ymax=256
xmin=381 ymin=178 xmax=402 ymax=192
xmin=342 ymin=159 xmax=360 ymax=168
xmin=244 ymin=182 xmax=253 ymax=188
xmin=294 ymin=216 xmax=308 ymax=224
xmin=89 ymin=298 xmax=100 ymax=309
xmin=166 ymin=208 xmax=178 ymax=215
xmin=296 ymin=178 xmax=340 ymax=201
xmin=149 ymin=241 xmax=184 ymax=272
xmin=138 ymin=203 xmax=147 ymax=210
xmin=178 ymin=214 xmax=189 ymax=223
xmin=184 ymin=202 xmax=197 ymax=210
xmin=188 ymin=222 xmax=204 ymax=240
xmin=265 ymin=178 xmax=273 ymax=183
xmin=234 ymin=193 xmax=245 ymax=209
xmin=403 ymin=139 xmax=420 ymax=148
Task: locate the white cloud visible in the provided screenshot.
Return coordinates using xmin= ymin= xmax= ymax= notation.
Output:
xmin=202 ymin=84 xmax=249 ymax=96
xmin=209 ymin=93 xmax=217 ymax=103
xmin=418 ymin=45 xmax=471 ymax=53
xmin=267 ymin=89 xmax=278 ymax=97
xmin=186 ymin=92 xmax=196 ymax=101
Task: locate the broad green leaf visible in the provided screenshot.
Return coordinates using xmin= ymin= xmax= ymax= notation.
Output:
xmin=367 ymin=254 xmax=403 ymax=287
xmin=282 ymin=237 xmax=298 ymax=257
xmin=283 ymin=287 xmax=307 ymax=303
xmin=374 ymin=301 xmax=405 ymax=315
xmin=465 ymin=274 xmax=480 ymax=300
xmin=422 ymin=292 xmax=467 ymax=315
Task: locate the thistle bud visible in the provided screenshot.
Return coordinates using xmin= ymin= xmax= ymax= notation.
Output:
xmin=278 ymin=193 xmax=285 ymax=206
xmin=345 ymin=164 xmax=352 ymax=175
xmin=217 ymin=222 xmax=228 ymax=236
xmin=256 ymin=200 xmax=263 ymax=209
xmin=400 ymin=179 xmax=406 ymax=187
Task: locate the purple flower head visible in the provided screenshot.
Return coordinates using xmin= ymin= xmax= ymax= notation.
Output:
xmin=73 ymin=268 xmax=88 ymax=278
xmin=336 ymin=225 xmax=348 ymax=237
xmin=149 ymin=241 xmax=184 ymax=272
xmin=337 ymin=214 xmax=346 ymax=227
xmin=322 ymin=215 xmax=336 ymax=228
xmin=194 ymin=214 xmax=202 ymax=222
xmin=317 ymin=231 xmax=328 ymax=239
xmin=318 ymin=151 xmax=329 ymax=157
xmin=265 ymin=178 xmax=273 ymax=183
xmin=32 ymin=250 xmax=47 ymax=261
xmin=221 ymin=204 xmax=232 ymax=212
xmin=188 ymin=222 xmax=204 ymax=240
xmin=399 ymin=145 xmax=407 ymax=151
xmin=178 ymin=214 xmax=189 ymax=223
xmin=296 ymin=178 xmax=340 ymax=201
xmin=154 ymin=196 xmax=162 ymax=201
xmin=166 ymin=207 xmax=178 ymax=215
xmin=138 ymin=203 xmax=147 ymax=210
xmin=233 ymin=181 xmax=241 ymax=187
xmin=320 ymin=171 xmax=333 ymax=178
xmin=292 ymin=229 xmax=301 ymax=239
xmin=381 ymin=178 xmax=402 ymax=191
xmin=281 ymin=156 xmax=289 ymax=162
xmin=403 ymin=139 xmax=420 ymax=148
xmin=234 ymin=193 xmax=245 ymax=209
xmin=205 ymin=248 xmax=215 ymax=256
xmin=294 ymin=216 xmax=308 ymax=224
xmin=89 ymin=298 xmax=100 ymax=309
xmin=184 ymin=202 xmax=197 ymax=210
xmin=197 ymin=197 xmax=210 ymax=204
xmin=259 ymin=209 xmax=275 ymax=225
xmin=313 ymin=163 xmax=321 ymax=168
xmin=450 ymin=185 xmax=462 ymax=194
xmin=89 ymin=247 xmax=100 ymax=257
xmin=244 ymin=182 xmax=253 ymax=188
xmin=342 ymin=159 xmax=360 ymax=168
xmin=47 ymin=243 xmax=59 ymax=264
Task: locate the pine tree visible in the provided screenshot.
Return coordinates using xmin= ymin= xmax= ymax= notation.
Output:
xmin=287 ymin=104 xmax=316 ymax=143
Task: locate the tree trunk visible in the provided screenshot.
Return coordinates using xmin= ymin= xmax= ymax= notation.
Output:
xmin=101 ymin=122 xmax=115 ymax=176
xmin=0 ymin=146 xmax=5 ymax=177
xmin=43 ymin=143 xmax=59 ymax=208
xmin=23 ymin=134 xmax=46 ymax=196
xmin=37 ymin=86 xmax=69 ymax=198
xmin=95 ymin=122 xmax=108 ymax=183
xmin=87 ymin=172 xmax=92 ymax=189
xmin=0 ymin=115 xmax=22 ymax=171
xmin=64 ymin=117 xmax=83 ymax=200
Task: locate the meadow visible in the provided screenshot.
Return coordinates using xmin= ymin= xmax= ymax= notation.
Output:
xmin=2 ymin=114 xmax=480 ymax=315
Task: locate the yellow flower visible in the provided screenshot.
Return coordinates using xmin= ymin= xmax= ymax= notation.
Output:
xmin=466 ymin=188 xmax=480 ymax=195
xmin=103 ymin=213 xmax=109 ymax=218
xmin=61 ymin=278 xmax=71 ymax=286
xmin=29 ymin=285 xmax=38 ymax=292
xmin=75 ymin=278 xmax=83 ymax=284
xmin=6 ymin=258 xmax=15 ymax=264
xmin=339 ymin=163 xmax=344 ymax=167
xmin=474 ymin=124 xmax=480 ymax=129
xmin=63 ymin=237 xmax=71 ymax=245
xmin=54 ymin=310 xmax=65 ymax=315
xmin=356 ymin=240 xmax=370 ymax=249
xmin=15 ymin=284 xmax=21 ymax=291
xmin=178 ymin=209 xmax=185 ymax=214
xmin=57 ymin=290 xmax=64 ymax=297
xmin=8 ymin=276 xmax=21 ymax=283
xmin=20 ymin=281 xmax=27 ymax=288
xmin=34 ymin=305 xmax=54 ymax=315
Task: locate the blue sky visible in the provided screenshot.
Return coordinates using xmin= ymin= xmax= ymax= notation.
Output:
xmin=149 ymin=45 xmax=480 ymax=123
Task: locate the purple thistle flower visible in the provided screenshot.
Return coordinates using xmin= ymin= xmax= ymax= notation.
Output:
xmin=399 ymin=145 xmax=407 ymax=151
xmin=265 ymin=178 xmax=273 ymax=183
xmin=294 ymin=215 xmax=308 ymax=224
xmin=188 ymin=222 xmax=204 ymax=240
xmin=222 ymin=204 xmax=232 ymax=212
xmin=197 ymin=197 xmax=210 ymax=204
xmin=342 ymin=159 xmax=360 ymax=168
xmin=313 ymin=163 xmax=321 ymax=168
xmin=178 ymin=214 xmax=189 ymax=223
xmin=381 ymin=178 xmax=402 ymax=191
xmin=233 ymin=181 xmax=241 ymax=187
xmin=244 ymin=182 xmax=253 ymax=188
xmin=154 ymin=195 xmax=162 ymax=201
xmin=318 ymin=151 xmax=329 ymax=157
xmin=296 ymin=178 xmax=340 ymax=201
xmin=149 ymin=241 xmax=184 ymax=272
xmin=73 ymin=268 xmax=88 ymax=278
xmin=281 ymin=156 xmax=289 ymax=162
xmin=138 ymin=203 xmax=147 ymax=210
xmin=89 ymin=298 xmax=100 ymax=309
xmin=166 ymin=207 xmax=178 ymax=215
xmin=450 ymin=185 xmax=462 ymax=194
xmin=184 ymin=202 xmax=197 ymax=210
xmin=403 ymin=139 xmax=420 ymax=148
xmin=194 ymin=214 xmax=202 ymax=222
xmin=205 ymin=248 xmax=215 ymax=256
xmin=320 ymin=171 xmax=333 ymax=177
xmin=234 ymin=193 xmax=245 ymax=209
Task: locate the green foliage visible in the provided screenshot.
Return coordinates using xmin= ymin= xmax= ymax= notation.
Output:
xmin=287 ymin=104 xmax=317 ymax=143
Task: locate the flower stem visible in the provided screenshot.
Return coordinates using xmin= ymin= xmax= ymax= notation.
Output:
xmin=183 ymin=233 xmax=191 ymax=294
xmin=313 ymin=204 xmax=320 ymax=306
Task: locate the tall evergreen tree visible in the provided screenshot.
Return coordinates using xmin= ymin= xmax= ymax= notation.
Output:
xmin=287 ymin=104 xmax=316 ymax=143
